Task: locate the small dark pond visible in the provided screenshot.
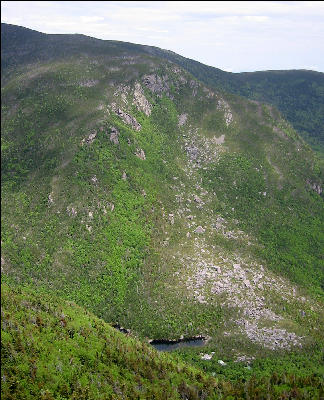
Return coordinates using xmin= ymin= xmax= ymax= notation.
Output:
xmin=149 ymin=337 xmax=207 ymax=352
xmin=112 ymin=324 xmax=207 ymax=352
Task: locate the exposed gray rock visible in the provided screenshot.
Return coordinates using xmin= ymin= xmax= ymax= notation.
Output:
xmin=189 ymin=80 xmax=199 ymax=96
xmin=67 ymin=207 xmax=77 ymax=217
xmin=306 ymin=179 xmax=323 ymax=195
xmin=243 ymin=279 xmax=251 ymax=288
xmin=81 ymin=131 xmax=97 ymax=145
xmin=133 ymin=82 xmax=152 ymax=116
xmin=135 ymin=148 xmax=146 ymax=160
xmin=172 ymin=66 xmax=182 ymax=74
xmin=201 ymin=352 xmax=214 ymax=360
xmin=110 ymin=127 xmax=119 ymax=145
xmin=212 ymin=134 xmax=225 ymax=145
xmin=178 ymin=113 xmax=188 ymax=127
xmin=217 ymin=98 xmax=233 ymax=126
xmin=203 ymin=87 xmax=214 ymax=98
xmin=168 ymin=214 xmax=175 ymax=225
xmin=142 ymin=74 xmax=169 ymax=94
xmin=48 ymin=193 xmax=54 ymax=206
xmin=194 ymin=195 xmax=204 ymax=205
xmin=186 ymin=145 xmax=198 ymax=160
xmin=111 ymin=104 xmax=141 ymax=131
xmin=91 ymin=175 xmax=98 ymax=184
xmin=113 ymin=84 xmax=131 ymax=97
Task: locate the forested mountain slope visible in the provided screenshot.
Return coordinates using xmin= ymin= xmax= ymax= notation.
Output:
xmin=1 ymin=23 xmax=324 ymax=399
xmin=2 ymin=23 xmax=324 ymax=153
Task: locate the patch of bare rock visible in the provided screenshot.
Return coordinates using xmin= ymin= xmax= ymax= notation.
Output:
xmin=110 ymin=127 xmax=119 ymax=144
xmin=133 ymin=82 xmax=152 ymax=116
xmin=142 ymin=74 xmax=169 ymax=94
xmin=111 ymin=103 xmax=141 ymax=131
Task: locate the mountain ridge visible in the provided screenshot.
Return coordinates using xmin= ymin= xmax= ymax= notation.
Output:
xmin=2 ymin=23 xmax=323 ymax=154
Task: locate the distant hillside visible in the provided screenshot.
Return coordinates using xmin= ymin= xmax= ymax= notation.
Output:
xmin=2 ymin=23 xmax=324 ymax=153
xmin=144 ymin=48 xmax=324 ymax=154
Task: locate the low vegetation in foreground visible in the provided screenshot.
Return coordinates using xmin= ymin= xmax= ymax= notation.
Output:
xmin=2 ymin=283 xmax=324 ymax=399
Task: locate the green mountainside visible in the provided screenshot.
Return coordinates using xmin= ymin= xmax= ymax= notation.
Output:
xmin=143 ymin=49 xmax=324 ymax=155
xmin=3 ymin=283 xmax=323 ymax=399
xmin=1 ymin=283 xmax=218 ymax=400
xmin=1 ymin=24 xmax=324 ymax=398
xmin=2 ymin=23 xmax=324 ymax=153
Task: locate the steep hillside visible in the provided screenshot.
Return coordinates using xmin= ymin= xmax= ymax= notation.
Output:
xmin=2 ymin=23 xmax=324 ymax=153
xmin=144 ymin=49 xmax=324 ymax=154
xmin=3 ymin=283 xmax=323 ymax=399
xmin=1 ymin=23 xmax=324 ymax=395
xmin=1 ymin=283 xmax=218 ymax=400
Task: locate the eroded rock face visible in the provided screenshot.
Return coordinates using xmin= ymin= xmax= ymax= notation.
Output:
xmin=110 ymin=127 xmax=119 ymax=144
xmin=203 ymin=87 xmax=214 ymax=98
xmin=81 ymin=132 xmax=97 ymax=145
xmin=48 ymin=193 xmax=54 ymax=206
xmin=142 ymin=74 xmax=169 ymax=94
xmin=217 ymin=98 xmax=233 ymax=126
xmin=91 ymin=175 xmax=98 ymax=184
xmin=133 ymin=83 xmax=152 ymax=116
xmin=195 ymin=226 xmax=205 ymax=234
xmin=135 ymin=148 xmax=146 ymax=160
xmin=67 ymin=207 xmax=77 ymax=217
xmin=178 ymin=113 xmax=188 ymax=127
xmin=112 ymin=104 xmax=141 ymax=131
xmin=190 ymin=80 xmax=199 ymax=96
xmin=212 ymin=134 xmax=225 ymax=145
xmin=307 ymin=180 xmax=323 ymax=195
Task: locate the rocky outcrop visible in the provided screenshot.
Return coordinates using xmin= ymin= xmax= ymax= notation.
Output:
xmin=189 ymin=80 xmax=199 ymax=96
xmin=133 ymin=83 xmax=152 ymax=116
xmin=212 ymin=134 xmax=225 ymax=145
xmin=217 ymin=98 xmax=233 ymax=126
xmin=91 ymin=175 xmax=98 ymax=184
xmin=81 ymin=131 xmax=97 ymax=145
xmin=109 ymin=127 xmax=119 ymax=144
xmin=111 ymin=103 xmax=141 ymax=131
xmin=306 ymin=180 xmax=323 ymax=195
xmin=168 ymin=214 xmax=174 ymax=225
xmin=203 ymin=87 xmax=214 ymax=98
xmin=178 ymin=113 xmax=188 ymax=127
xmin=48 ymin=193 xmax=54 ymax=206
xmin=135 ymin=148 xmax=146 ymax=160
xmin=142 ymin=74 xmax=169 ymax=94
xmin=66 ymin=206 xmax=77 ymax=217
